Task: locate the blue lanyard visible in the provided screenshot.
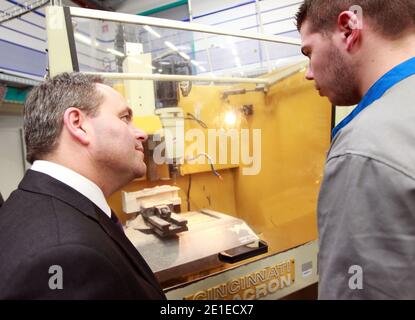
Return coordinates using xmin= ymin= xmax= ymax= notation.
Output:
xmin=332 ymin=56 xmax=415 ymax=139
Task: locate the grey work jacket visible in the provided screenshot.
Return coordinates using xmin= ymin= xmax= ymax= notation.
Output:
xmin=318 ymin=75 xmax=415 ymax=299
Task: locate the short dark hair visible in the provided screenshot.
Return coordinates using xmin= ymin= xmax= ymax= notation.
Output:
xmin=24 ymin=72 xmax=105 ymax=164
xmin=296 ymin=0 xmax=415 ymax=37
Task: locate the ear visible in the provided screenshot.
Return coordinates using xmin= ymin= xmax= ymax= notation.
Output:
xmin=337 ymin=11 xmax=362 ymax=51
xmin=63 ymin=107 xmax=90 ymax=145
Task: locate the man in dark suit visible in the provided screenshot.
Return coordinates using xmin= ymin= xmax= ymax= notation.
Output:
xmin=0 ymin=73 xmax=166 ymax=299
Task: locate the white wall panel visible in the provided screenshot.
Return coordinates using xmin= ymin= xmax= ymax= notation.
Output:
xmin=0 ymin=21 xmax=45 ymax=42
xmin=261 ymin=4 xmax=299 ymax=23
xmin=0 ymin=26 xmax=45 ymax=51
xmin=262 ymin=20 xmax=299 ymax=35
xmin=259 ymin=0 xmax=301 ymax=12
xmin=118 ymin=0 xmax=179 ymax=15
xmin=0 ymin=0 xmax=47 ymax=79
xmin=192 ymin=0 xmax=245 ymax=17
xmin=194 ymin=2 xmax=256 ymax=26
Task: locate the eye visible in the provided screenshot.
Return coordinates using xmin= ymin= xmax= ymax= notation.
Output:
xmin=120 ymin=114 xmax=132 ymax=123
xmin=302 ymin=48 xmax=311 ymax=59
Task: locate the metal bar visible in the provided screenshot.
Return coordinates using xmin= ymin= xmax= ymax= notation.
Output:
xmin=187 ymin=0 xmax=193 ymax=22
xmin=255 ymin=0 xmax=272 ymax=73
xmin=83 ymin=71 xmax=269 ymax=85
xmin=83 ymin=61 xmax=306 ymax=86
xmin=203 ymin=33 xmax=214 ymax=74
xmin=265 ymin=60 xmax=308 ymax=87
xmin=69 ymin=7 xmax=301 ymax=46
xmin=19 ymin=128 xmax=27 ymax=175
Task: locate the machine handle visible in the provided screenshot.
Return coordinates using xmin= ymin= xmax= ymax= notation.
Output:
xmin=218 ymin=240 xmax=268 ymax=264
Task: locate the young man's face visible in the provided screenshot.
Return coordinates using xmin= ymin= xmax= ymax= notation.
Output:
xmin=88 ymin=84 xmax=148 ymax=182
xmin=300 ymin=20 xmax=360 ymax=106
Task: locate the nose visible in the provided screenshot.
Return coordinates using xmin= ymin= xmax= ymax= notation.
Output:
xmin=134 ymin=127 xmax=148 ymax=143
xmin=305 ymin=67 xmax=314 ymax=81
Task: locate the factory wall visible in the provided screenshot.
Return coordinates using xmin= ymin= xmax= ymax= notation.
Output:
xmin=0 ymin=0 xmax=47 ymax=80
xmin=0 ymin=0 xmax=302 ymax=81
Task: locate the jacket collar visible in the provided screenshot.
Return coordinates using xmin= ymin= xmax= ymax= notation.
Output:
xmin=19 ymin=170 xmax=99 ymax=222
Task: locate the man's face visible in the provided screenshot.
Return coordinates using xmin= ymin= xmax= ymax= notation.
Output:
xmin=88 ymin=84 xmax=148 ymax=182
xmin=300 ymin=20 xmax=360 ymax=106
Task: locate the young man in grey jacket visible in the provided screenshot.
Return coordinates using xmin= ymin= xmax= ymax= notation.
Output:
xmin=297 ymin=0 xmax=415 ymax=299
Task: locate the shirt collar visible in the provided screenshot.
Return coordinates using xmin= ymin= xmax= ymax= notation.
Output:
xmin=332 ymin=56 xmax=415 ymax=139
xmin=30 ymin=160 xmax=111 ymax=218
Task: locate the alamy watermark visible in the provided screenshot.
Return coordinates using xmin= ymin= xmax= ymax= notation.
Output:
xmin=348 ymin=265 xmax=363 ymax=290
xmin=48 ymin=265 xmax=63 ymax=290
xmin=151 ymin=125 xmax=262 ymax=176
xmin=349 ymin=5 xmax=364 ymax=30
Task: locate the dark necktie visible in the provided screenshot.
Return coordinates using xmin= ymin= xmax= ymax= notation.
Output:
xmin=111 ymin=211 xmax=124 ymax=233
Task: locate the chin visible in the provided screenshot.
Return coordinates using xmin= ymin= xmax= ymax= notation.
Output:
xmin=327 ymin=95 xmax=352 ymax=106
xmin=328 ymin=89 xmax=361 ymax=106
xmin=134 ymin=164 xmax=147 ymax=179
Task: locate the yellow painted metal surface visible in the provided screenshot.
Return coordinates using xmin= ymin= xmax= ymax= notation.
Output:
xmin=179 ymin=85 xmax=240 ymax=175
xmin=113 ymin=82 xmax=162 ymax=134
xmin=231 ymin=71 xmax=332 ymax=252
xmin=132 ymin=115 xmax=162 ymax=135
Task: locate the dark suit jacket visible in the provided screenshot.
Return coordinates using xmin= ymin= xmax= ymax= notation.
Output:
xmin=0 ymin=192 xmax=3 ymax=208
xmin=0 ymin=170 xmax=166 ymax=300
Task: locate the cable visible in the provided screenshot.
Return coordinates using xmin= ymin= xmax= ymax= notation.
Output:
xmin=184 ymin=112 xmax=208 ymax=129
xmin=186 ymin=153 xmax=223 ymax=180
xmin=186 ymin=174 xmax=192 ymax=212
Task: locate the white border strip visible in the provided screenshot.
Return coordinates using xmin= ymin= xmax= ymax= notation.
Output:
xmin=69 ymin=6 xmax=301 ymax=46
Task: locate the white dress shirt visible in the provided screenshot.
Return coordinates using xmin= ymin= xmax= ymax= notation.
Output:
xmin=30 ymin=160 xmax=111 ymax=218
